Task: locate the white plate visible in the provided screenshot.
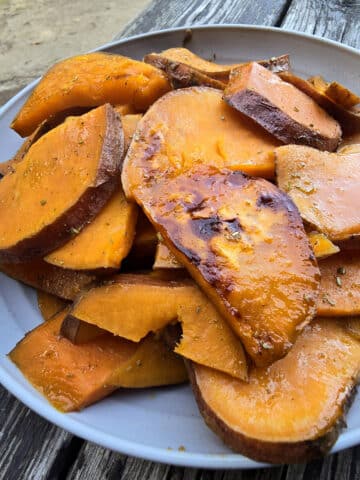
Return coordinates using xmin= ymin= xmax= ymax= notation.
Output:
xmin=0 ymin=25 xmax=359 ymax=470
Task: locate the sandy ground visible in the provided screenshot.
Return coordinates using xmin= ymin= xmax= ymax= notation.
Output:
xmin=0 ymin=0 xmax=150 ymax=106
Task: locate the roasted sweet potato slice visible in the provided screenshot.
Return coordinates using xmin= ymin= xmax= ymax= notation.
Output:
xmin=153 ymin=241 xmax=183 ymax=269
xmin=37 ymin=291 xmax=68 ymax=321
xmin=307 ymin=76 xmax=360 ymax=109
xmin=11 ymin=53 xmax=171 ymax=137
xmin=44 ymin=188 xmax=138 ymax=271
xmin=307 ymin=232 xmax=340 ymax=259
xmin=121 ymin=114 xmax=143 ymax=152
xmin=275 ymin=145 xmax=360 ymax=241
xmin=0 ymin=105 xmax=123 ymax=263
xmin=62 ymin=274 xmax=247 ymax=380
xmin=0 ymin=260 xmax=95 ymax=300
xmin=188 ymin=318 xmax=360 ymax=464
xmin=280 ymin=71 xmax=360 ymax=134
xmin=9 ymin=310 xmax=187 ymax=412
xmin=225 ymin=62 xmax=341 ymax=151
xmin=125 ymin=166 xmax=320 ymax=366
xmin=317 ymin=251 xmax=360 ymax=316
xmin=122 ymin=87 xmax=280 ymax=200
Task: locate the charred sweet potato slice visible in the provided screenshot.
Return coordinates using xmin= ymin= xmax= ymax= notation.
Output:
xmin=279 ymin=71 xmax=360 ymax=134
xmin=44 ymin=188 xmax=138 ymax=271
xmin=307 ymin=232 xmax=340 ymax=259
xmin=37 ymin=291 xmax=68 ymax=321
xmin=153 ymin=241 xmax=183 ymax=269
xmin=128 ymin=166 xmax=320 ymax=367
xmin=188 ymin=318 xmax=360 ymax=464
xmin=62 ymin=274 xmax=247 ymax=380
xmin=9 ymin=311 xmax=187 ymax=412
xmin=317 ymin=251 xmax=360 ymax=316
xmin=225 ymin=62 xmax=341 ymax=151
xmin=11 ymin=53 xmax=171 ymax=137
xmin=122 ymin=87 xmax=280 ymax=200
xmin=275 ymin=145 xmax=360 ymax=241
xmin=0 ymin=260 xmax=95 ymax=300
xmin=0 ymin=105 xmax=123 ymax=263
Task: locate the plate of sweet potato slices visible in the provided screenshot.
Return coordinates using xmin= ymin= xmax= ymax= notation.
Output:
xmin=0 ymin=25 xmax=360 ymax=468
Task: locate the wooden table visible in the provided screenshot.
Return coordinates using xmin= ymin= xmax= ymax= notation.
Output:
xmin=1 ymin=1 xmax=359 ymax=478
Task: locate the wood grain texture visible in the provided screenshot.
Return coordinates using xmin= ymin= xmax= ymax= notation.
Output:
xmin=1 ymin=1 xmax=360 ymax=479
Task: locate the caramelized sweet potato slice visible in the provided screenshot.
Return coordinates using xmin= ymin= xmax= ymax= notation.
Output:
xmin=44 ymin=188 xmax=138 ymax=271
xmin=37 ymin=291 xmax=68 ymax=321
xmin=275 ymin=145 xmax=360 ymax=241
xmin=307 ymin=232 xmax=340 ymax=259
xmin=11 ymin=53 xmax=171 ymax=137
xmin=62 ymin=274 xmax=247 ymax=380
xmin=9 ymin=311 xmax=187 ymax=412
xmin=317 ymin=251 xmax=360 ymax=316
xmin=153 ymin=241 xmax=183 ymax=269
xmin=188 ymin=318 xmax=360 ymax=464
xmin=280 ymin=71 xmax=360 ymax=134
xmin=325 ymin=82 xmax=360 ymax=109
xmin=225 ymin=62 xmax=341 ymax=151
xmin=126 ymin=166 xmax=320 ymax=366
xmin=122 ymin=87 xmax=280 ymax=200
xmin=0 ymin=260 xmax=95 ymax=300
xmin=121 ymin=114 xmax=143 ymax=152
xmin=0 ymin=105 xmax=123 ymax=263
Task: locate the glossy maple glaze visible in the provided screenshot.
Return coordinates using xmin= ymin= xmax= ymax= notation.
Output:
xmin=66 ymin=274 xmax=247 ymax=380
xmin=11 ymin=53 xmax=171 ymax=137
xmin=275 ymin=145 xmax=360 ymax=241
xmin=129 ymin=166 xmax=320 ymax=366
xmin=189 ymin=318 xmax=360 ymax=462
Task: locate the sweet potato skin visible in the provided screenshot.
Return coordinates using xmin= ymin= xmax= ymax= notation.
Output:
xmin=0 ymin=260 xmax=95 ymax=300
xmin=0 ymin=105 xmax=124 ymax=263
xmin=11 ymin=53 xmax=171 ymax=137
xmin=275 ymin=145 xmax=360 ymax=242
xmin=225 ymin=63 xmax=341 ymax=151
xmin=129 ymin=166 xmax=320 ymax=367
xmin=188 ymin=318 xmax=360 ymax=464
xmin=317 ymin=251 xmax=360 ymax=316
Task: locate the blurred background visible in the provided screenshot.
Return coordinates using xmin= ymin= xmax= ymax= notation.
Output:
xmin=0 ymin=0 xmax=150 ymax=106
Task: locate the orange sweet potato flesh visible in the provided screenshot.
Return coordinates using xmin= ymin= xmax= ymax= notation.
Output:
xmin=153 ymin=241 xmax=183 ymax=269
xmin=62 ymin=274 xmax=247 ymax=380
xmin=0 ymin=104 xmax=123 ymax=263
xmin=279 ymin=71 xmax=360 ymax=134
xmin=0 ymin=260 xmax=95 ymax=300
xmin=317 ymin=251 xmax=360 ymax=316
xmin=121 ymin=114 xmax=143 ymax=152
xmin=307 ymin=232 xmax=340 ymax=259
xmin=9 ymin=310 xmax=187 ymax=412
xmin=11 ymin=53 xmax=171 ymax=137
xmin=188 ymin=318 xmax=360 ymax=464
xmin=44 ymin=188 xmax=138 ymax=271
xmin=122 ymin=87 xmax=280 ymax=200
xmin=122 ymin=165 xmax=320 ymax=367
xmin=37 ymin=291 xmax=68 ymax=321
xmin=275 ymin=145 xmax=360 ymax=242
xmin=225 ymin=62 xmax=341 ymax=151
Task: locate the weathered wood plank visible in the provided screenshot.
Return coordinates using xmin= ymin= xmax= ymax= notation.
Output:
xmin=116 ymin=0 xmax=290 ymax=39
xmin=281 ymin=0 xmax=360 ymax=49
xmin=0 ymin=385 xmax=81 ymax=480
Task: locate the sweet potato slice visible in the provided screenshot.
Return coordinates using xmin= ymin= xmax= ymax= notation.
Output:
xmin=11 ymin=53 xmax=171 ymax=137
xmin=44 ymin=188 xmax=138 ymax=271
xmin=124 ymin=166 xmax=320 ymax=366
xmin=307 ymin=232 xmax=340 ymax=259
xmin=9 ymin=311 xmax=187 ymax=412
xmin=153 ymin=241 xmax=183 ymax=269
xmin=121 ymin=114 xmax=143 ymax=152
xmin=0 ymin=105 xmax=123 ymax=263
xmin=0 ymin=260 xmax=95 ymax=300
xmin=122 ymin=87 xmax=280 ymax=200
xmin=62 ymin=274 xmax=247 ymax=380
xmin=37 ymin=291 xmax=68 ymax=321
xmin=225 ymin=62 xmax=341 ymax=151
xmin=188 ymin=318 xmax=360 ymax=464
xmin=317 ymin=251 xmax=360 ymax=316
xmin=307 ymin=76 xmax=360 ymax=110
xmin=275 ymin=145 xmax=360 ymax=241
xmin=279 ymin=71 xmax=360 ymax=134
